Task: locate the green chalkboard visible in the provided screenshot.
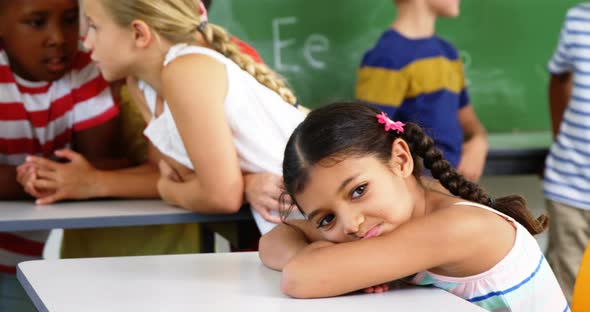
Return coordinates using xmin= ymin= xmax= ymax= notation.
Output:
xmin=209 ymin=0 xmax=582 ymax=132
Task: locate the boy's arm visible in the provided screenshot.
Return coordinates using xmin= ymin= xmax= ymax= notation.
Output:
xmin=548 ymin=72 xmax=573 ymax=138
xmin=72 ymin=116 xmax=129 ymax=170
xmin=29 ymin=143 xmax=161 ymax=204
xmin=457 ymin=105 xmax=488 ymax=182
xmin=0 ymin=165 xmax=28 ymax=199
xmin=89 ymin=143 xmax=160 ymax=198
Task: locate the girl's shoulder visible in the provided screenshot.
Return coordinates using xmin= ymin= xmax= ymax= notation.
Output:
xmin=428 ymin=200 xmax=493 ymax=229
xmin=164 ymin=44 xmax=229 ymax=68
xmin=161 ymin=47 xmax=228 ymax=94
xmin=417 ymin=199 xmax=516 ymax=249
xmin=433 ymin=200 xmax=513 ymax=228
xmin=419 ymin=201 xmax=516 ymax=276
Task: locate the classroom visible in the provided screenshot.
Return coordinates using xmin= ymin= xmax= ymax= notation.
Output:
xmin=0 ymin=0 xmax=587 ymax=311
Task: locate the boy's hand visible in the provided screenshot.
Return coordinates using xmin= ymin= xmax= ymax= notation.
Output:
xmin=16 ymin=162 xmax=54 ymax=199
xmin=244 ymin=172 xmax=285 ymax=224
xmin=457 ymin=144 xmax=486 ymax=182
xmin=25 ymin=149 xmax=99 ymax=204
xmin=457 ymin=159 xmax=483 ymax=182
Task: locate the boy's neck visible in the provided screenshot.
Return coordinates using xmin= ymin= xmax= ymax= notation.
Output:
xmin=391 ymin=3 xmax=437 ymax=39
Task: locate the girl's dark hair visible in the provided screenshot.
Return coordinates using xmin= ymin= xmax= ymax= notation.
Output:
xmin=282 ymin=102 xmax=548 ymax=235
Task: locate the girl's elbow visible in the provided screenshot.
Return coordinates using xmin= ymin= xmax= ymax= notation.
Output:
xmin=258 ymin=235 xmax=284 ymax=271
xmin=281 ymin=267 xmax=306 ymax=298
xmin=280 ymin=263 xmax=318 ymax=299
xmin=209 ymin=190 xmax=243 ymax=214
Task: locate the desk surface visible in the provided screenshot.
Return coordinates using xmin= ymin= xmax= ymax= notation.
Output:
xmin=0 ymin=200 xmax=251 ymax=231
xmin=17 ymin=252 xmax=485 ymax=312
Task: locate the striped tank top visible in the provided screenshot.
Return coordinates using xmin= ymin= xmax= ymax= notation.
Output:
xmin=411 ymin=202 xmax=568 ymax=311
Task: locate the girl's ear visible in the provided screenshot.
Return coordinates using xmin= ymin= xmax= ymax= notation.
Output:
xmin=389 ymin=138 xmax=414 ymax=177
xmin=130 ymin=20 xmax=152 ymax=48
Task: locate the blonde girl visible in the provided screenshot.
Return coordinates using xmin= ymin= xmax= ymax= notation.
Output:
xmin=79 ymin=0 xmax=304 ymax=233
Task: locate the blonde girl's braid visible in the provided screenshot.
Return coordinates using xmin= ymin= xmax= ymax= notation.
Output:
xmin=199 ymin=22 xmax=298 ymax=106
xmin=401 ymin=122 xmax=548 ymax=235
xmin=99 ymin=0 xmax=297 ymax=106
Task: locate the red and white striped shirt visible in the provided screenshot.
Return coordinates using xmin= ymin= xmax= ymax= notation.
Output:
xmin=0 ymin=48 xmax=118 ymax=274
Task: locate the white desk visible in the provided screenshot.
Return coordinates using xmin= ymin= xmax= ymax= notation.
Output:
xmin=0 ymin=200 xmax=251 ymax=231
xmin=18 ymin=252 xmax=485 ymax=312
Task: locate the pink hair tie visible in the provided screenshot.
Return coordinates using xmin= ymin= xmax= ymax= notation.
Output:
xmin=376 ymin=112 xmax=405 ymax=133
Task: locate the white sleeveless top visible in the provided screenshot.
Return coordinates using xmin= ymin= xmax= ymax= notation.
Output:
xmin=412 ymin=202 xmax=568 ymax=311
xmin=139 ymin=44 xmax=305 ymax=233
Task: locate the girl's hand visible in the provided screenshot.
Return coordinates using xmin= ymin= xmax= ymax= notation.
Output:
xmin=363 ymin=278 xmax=413 ymax=294
xmin=158 ymin=159 xmax=183 ymax=182
xmin=362 ymin=283 xmax=390 ymax=294
xmin=157 ymin=159 xmax=186 ymax=206
xmin=25 ymin=149 xmax=99 ymax=204
xmin=244 ymin=172 xmax=285 ymax=224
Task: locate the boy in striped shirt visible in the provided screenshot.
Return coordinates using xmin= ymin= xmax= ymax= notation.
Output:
xmin=0 ymin=0 xmax=119 ymax=310
xmin=544 ymin=2 xmax=590 ymax=304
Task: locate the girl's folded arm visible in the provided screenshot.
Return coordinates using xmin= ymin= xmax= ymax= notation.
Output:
xmin=160 ymin=54 xmax=243 ymax=213
xmin=259 ymin=220 xmax=326 ymax=271
xmin=281 ymin=207 xmax=486 ymax=299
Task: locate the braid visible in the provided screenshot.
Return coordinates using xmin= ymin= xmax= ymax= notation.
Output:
xmin=402 ymin=122 xmax=548 ymax=235
xmin=200 ymin=23 xmax=298 ymax=106
xmin=402 ymin=123 xmax=491 ymax=203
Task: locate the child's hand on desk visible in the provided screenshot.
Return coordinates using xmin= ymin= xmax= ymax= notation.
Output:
xmin=362 ymin=279 xmax=412 ymax=294
xmin=23 ymin=149 xmax=99 ymax=204
xmin=244 ymin=172 xmax=285 ymax=224
xmin=362 ymin=283 xmax=390 ymax=294
xmin=16 ymin=162 xmax=54 ymax=199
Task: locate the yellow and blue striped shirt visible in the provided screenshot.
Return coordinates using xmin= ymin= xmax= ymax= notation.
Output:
xmin=356 ymin=29 xmax=469 ymax=167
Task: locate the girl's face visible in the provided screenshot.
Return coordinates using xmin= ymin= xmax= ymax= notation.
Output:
xmin=294 ymin=153 xmax=417 ymax=243
xmin=82 ymin=0 xmax=134 ymax=81
xmin=426 ymin=0 xmax=460 ymax=18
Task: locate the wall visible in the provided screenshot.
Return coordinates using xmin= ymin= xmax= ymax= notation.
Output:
xmin=209 ymin=0 xmax=582 ymax=132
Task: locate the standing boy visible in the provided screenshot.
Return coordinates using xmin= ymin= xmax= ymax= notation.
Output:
xmin=544 ymin=3 xmax=590 ymax=304
xmin=355 ymin=0 xmax=487 ymax=182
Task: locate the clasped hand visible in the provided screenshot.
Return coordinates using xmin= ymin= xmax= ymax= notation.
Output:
xmin=16 ymin=149 xmax=98 ymax=204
